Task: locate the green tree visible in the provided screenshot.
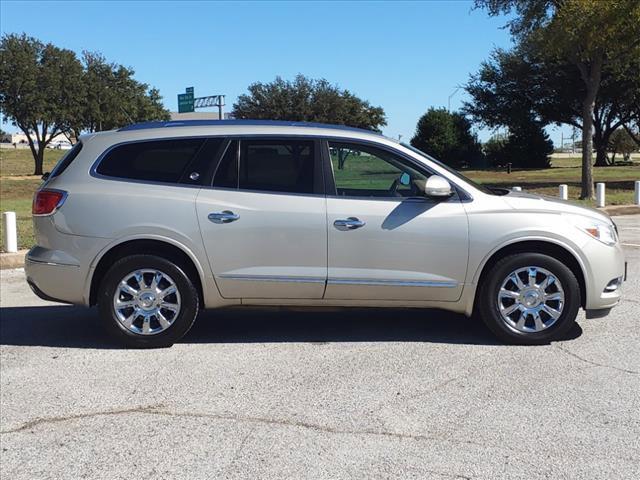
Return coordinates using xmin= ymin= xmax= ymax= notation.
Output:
xmin=232 ymin=74 xmax=386 ymax=131
xmin=609 ymin=127 xmax=638 ymax=162
xmin=0 ymin=33 xmax=84 ymax=175
xmin=483 ymin=120 xmax=553 ymax=169
xmin=475 ymin=0 xmax=640 ymax=198
xmin=74 ymin=51 xmax=169 ymax=137
xmin=465 ymin=46 xmax=640 ymax=167
xmin=410 ymin=108 xmax=483 ymax=168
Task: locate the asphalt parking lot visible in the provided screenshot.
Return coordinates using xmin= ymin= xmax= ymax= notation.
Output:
xmin=1 ymin=215 xmax=639 ymax=480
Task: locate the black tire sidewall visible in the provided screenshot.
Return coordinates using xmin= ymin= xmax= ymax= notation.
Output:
xmin=479 ymin=253 xmax=581 ymax=345
xmin=98 ymin=254 xmax=199 ymax=348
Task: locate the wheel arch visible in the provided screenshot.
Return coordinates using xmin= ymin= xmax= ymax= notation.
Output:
xmin=88 ymin=237 xmax=206 ymax=308
xmin=470 ymin=239 xmax=587 ymax=314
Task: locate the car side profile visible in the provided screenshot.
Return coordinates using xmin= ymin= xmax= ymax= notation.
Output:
xmin=26 ymin=120 xmax=626 ymax=347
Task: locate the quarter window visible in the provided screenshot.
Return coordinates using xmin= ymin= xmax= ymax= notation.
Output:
xmin=329 ymin=142 xmax=429 ymax=198
xmin=97 ymin=138 xmax=205 ymax=183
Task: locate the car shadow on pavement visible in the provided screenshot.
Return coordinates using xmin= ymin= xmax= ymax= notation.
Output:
xmin=0 ymin=305 xmax=583 ymax=348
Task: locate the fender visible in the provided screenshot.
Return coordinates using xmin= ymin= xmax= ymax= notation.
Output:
xmin=82 ymin=232 xmax=228 ymax=308
xmin=462 ymin=233 xmax=590 ymax=317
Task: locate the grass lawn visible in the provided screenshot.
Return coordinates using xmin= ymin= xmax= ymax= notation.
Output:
xmin=1 ymin=148 xmax=64 ymax=251
xmin=463 ymin=156 xmax=639 ymax=206
xmin=1 ymin=149 xmax=638 ymax=251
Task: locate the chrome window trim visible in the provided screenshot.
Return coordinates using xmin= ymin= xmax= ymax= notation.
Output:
xmin=89 ymin=132 xmax=474 ymax=201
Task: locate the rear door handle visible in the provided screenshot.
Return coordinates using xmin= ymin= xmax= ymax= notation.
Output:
xmin=334 ymin=217 xmax=366 ymax=231
xmin=208 ymin=210 xmax=240 ymax=224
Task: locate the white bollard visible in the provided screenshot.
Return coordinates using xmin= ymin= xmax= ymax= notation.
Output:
xmin=512 ymin=186 xmax=522 ymax=192
xmin=596 ymin=183 xmax=606 ymax=208
xmin=559 ymin=184 xmax=568 ymax=200
xmin=635 ymin=180 xmax=640 ymax=206
xmin=2 ymin=211 xmax=18 ymax=253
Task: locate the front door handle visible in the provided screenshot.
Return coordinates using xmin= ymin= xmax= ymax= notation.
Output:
xmin=334 ymin=217 xmax=366 ymax=231
xmin=208 ymin=210 xmax=240 ymax=224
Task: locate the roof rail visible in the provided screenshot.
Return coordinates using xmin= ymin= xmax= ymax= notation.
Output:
xmin=118 ymin=119 xmax=381 ymax=134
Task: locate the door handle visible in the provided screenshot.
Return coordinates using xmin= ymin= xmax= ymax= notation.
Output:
xmin=334 ymin=217 xmax=366 ymax=231
xmin=208 ymin=210 xmax=240 ymax=224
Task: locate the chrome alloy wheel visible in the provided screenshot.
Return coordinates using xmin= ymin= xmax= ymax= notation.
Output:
xmin=497 ymin=266 xmax=565 ymax=333
xmin=112 ymin=269 xmax=181 ymax=335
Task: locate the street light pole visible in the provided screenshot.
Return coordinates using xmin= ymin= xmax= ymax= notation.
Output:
xmin=448 ymin=87 xmax=461 ymax=111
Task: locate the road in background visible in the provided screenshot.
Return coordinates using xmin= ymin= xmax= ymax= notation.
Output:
xmin=1 ymin=216 xmax=639 ymax=479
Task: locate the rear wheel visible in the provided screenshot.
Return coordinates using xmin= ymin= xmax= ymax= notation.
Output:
xmin=478 ymin=253 xmax=580 ymax=345
xmin=98 ymin=254 xmax=199 ymax=348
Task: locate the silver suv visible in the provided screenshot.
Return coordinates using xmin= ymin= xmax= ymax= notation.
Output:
xmin=26 ymin=120 xmax=626 ymax=347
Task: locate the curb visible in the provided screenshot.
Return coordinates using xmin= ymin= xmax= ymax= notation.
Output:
xmin=0 ymin=250 xmax=27 ymax=270
xmin=600 ymin=205 xmax=640 ymax=216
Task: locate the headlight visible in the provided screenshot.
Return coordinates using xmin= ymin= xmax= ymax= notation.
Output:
xmin=565 ymin=214 xmax=618 ymax=246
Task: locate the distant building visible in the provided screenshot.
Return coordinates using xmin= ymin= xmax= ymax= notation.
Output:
xmin=0 ymin=131 xmax=73 ymax=145
xmin=170 ymin=111 xmax=231 ymax=121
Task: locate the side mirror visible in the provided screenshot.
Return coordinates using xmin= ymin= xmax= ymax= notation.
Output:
xmin=41 ymin=172 xmax=50 ymax=181
xmin=424 ymin=175 xmax=453 ymax=198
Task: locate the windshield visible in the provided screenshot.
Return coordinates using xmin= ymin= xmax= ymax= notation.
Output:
xmin=400 ymin=143 xmax=495 ymax=195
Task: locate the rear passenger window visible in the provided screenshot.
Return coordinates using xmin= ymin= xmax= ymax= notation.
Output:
xmin=97 ymin=139 xmax=205 ymax=183
xmin=213 ymin=140 xmax=239 ymax=189
xmin=212 ymin=139 xmax=316 ymax=194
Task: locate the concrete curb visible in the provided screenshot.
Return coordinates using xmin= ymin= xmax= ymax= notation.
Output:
xmin=600 ymin=205 xmax=640 ymax=216
xmin=0 ymin=250 xmax=27 ymax=270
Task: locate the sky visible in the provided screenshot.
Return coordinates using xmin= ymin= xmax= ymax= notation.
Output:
xmin=0 ymin=0 xmax=571 ymax=145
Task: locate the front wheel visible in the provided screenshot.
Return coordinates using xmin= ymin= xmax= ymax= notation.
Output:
xmin=478 ymin=253 xmax=581 ymax=345
xmin=97 ymin=254 xmax=199 ymax=348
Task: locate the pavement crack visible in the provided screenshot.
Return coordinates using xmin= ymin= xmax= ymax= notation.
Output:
xmin=0 ymin=403 xmax=165 ymax=434
xmin=2 ymin=403 xmax=489 ymax=454
xmin=554 ymin=345 xmax=639 ymax=375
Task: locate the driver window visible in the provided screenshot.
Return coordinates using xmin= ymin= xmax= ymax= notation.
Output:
xmin=328 ymin=142 xmax=429 ymax=198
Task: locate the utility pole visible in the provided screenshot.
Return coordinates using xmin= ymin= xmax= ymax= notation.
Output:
xmin=448 ymin=87 xmax=461 ymax=112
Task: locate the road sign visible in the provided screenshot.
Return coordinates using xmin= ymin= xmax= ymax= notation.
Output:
xmin=178 ymin=92 xmax=194 ymax=113
xmin=186 ymin=86 xmax=194 ymax=95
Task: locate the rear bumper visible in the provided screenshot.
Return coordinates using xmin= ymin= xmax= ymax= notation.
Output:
xmin=24 ymin=247 xmax=85 ymax=305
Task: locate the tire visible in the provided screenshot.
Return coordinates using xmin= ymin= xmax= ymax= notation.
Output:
xmin=97 ymin=254 xmax=199 ymax=348
xmin=478 ymin=253 xmax=581 ymax=345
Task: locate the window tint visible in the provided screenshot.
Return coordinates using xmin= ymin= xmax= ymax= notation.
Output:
xmin=213 ymin=139 xmax=316 ymax=194
xmin=329 ymin=142 xmax=429 ymax=198
xmin=97 ymin=138 xmax=205 ymax=183
xmin=49 ymin=141 xmax=82 ymax=179
xmin=213 ymin=140 xmax=239 ymax=188
xmin=178 ymin=138 xmax=225 ymax=185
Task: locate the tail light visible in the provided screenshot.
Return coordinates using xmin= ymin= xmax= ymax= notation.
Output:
xmin=32 ymin=189 xmax=67 ymax=216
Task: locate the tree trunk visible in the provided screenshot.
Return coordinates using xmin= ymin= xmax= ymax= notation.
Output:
xmin=580 ymin=93 xmax=596 ymax=199
xmin=594 ymin=143 xmax=609 ymax=167
xmin=34 ymin=148 xmax=45 ymax=176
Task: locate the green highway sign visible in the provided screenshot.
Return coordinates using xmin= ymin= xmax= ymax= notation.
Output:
xmin=178 ymin=91 xmax=194 ymax=113
xmin=186 ymin=86 xmax=194 ymax=95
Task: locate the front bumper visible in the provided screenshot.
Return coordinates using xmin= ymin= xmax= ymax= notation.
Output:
xmin=581 ymin=240 xmax=626 ymax=311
